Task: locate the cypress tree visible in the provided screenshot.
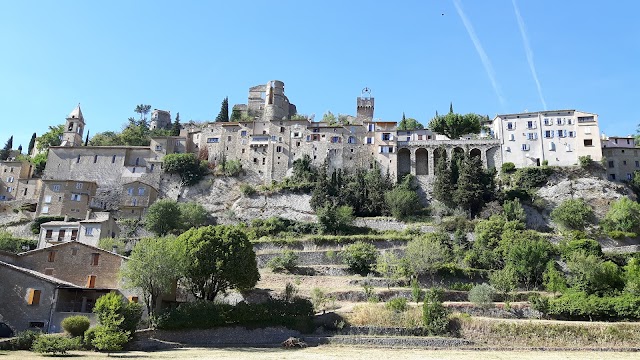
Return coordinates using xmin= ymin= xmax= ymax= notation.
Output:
xmin=17 ymin=145 xmax=22 ymax=153
xmin=215 ymin=97 xmax=229 ymax=122
xmin=432 ymin=155 xmax=455 ymax=208
xmin=449 ymin=102 xmax=454 ymax=114
xmin=27 ymin=133 xmax=36 ymax=155
xmin=84 ymin=131 xmax=90 ymax=146
xmin=171 ymin=113 xmax=181 ymax=136
xmin=0 ymin=136 xmax=13 ymax=160
xmin=453 ymin=154 xmax=486 ymax=216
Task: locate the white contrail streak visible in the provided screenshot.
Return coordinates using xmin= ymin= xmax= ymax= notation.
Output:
xmin=512 ymin=0 xmax=547 ymax=110
xmin=453 ymin=0 xmax=506 ymax=108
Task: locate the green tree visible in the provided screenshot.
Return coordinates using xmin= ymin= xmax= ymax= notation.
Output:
xmin=316 ymin=203 xmax=354 ymax=235
xmin=291 ymin=154 xmax=317 ymax=183
xmin=454 ymin=154 xmax=486 ymax=216
xmin=341 ymin=241 xmax=378 ymax=276
xmin=468 ymin=283 xmax=496 ymax=309
xmin=177 ymin=225 xmax=259 ymax=301
xmin=405 ymin=232 xmax=451 ymax=278
xmin=92 ymin=326 xmax=129 ymax=355
xmin=27 ymin=132 xmax=37 ymax=155
xmin=144 ymin=199 xmax=181 ymax=236
xmin=134 ymin=104 xmax=152 ymax=121
xmin=602 ymin=197 xmax=640 ymax=234
xmin=171 ymin=112 xmax=181 ymax=136
xmin=489 ymin=265 xmax=518 ymax=297
xmin=0 ymin=136 xmax=12 ymax=160
xmin=376 ymin=251 xmax=408 ymax=286
xmin=89 ymin=131 xmax=123 ymax=146
xmin=385 ymin=175 xmax=421 ymax=220
xmin=422 ymin=288 xmax=449 ymax=335
xmin=163 ymin=153 xmax=208 ymax=186
xmin=97 ymin=237 xmax=128 ymax=255
xmin=397 ymin=113 xmax=424 ymax=130
xmin=500 ymin=229 xmax=553 ymax=288
xmin=566 ymin=252 xmax=624 ymax=295
xmin=215 ymin=97 xmax=229 ymax=122
xmin=428 ymin=112 xmax=483 ymax=139
xmin=624 ymin=257 xmax=640 ymax=295
xmin=120 ymin=117 xmax=151 ymax=146
xmin=432 ymin=156 xmax=455 ymax=208
xmin=120 ymin=236 xmax=182 ymax=318
xmin=322 ymin=111 xmax=337 ymax=125
xmin=178 ymin=202 xmax=210 ymax=231
xmin=551 ymin=198 xmax=595 ymax=230
xmin=503 ymin=198 xmax=526 ymax=223
xmin=36 ymin=125 xmax=64 ymax=151
xmin=543 ymin=261 xmax=567 ymax=295
xmin=230 ymin=106 xmax=241 ymax=122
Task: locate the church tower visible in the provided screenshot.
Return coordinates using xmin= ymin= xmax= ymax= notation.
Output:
xmin=356 ymin=87 xmax=374 ymax=119
xmin=61 ymin=104 xmax=85 ymax=147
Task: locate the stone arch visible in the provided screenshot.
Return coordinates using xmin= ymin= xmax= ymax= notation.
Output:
xmin=434 ymin=147 xmax=447 ymax=174
xmin=397 ymin=148 xmax=411 ymax=178
xmin=486 ymin=146 xmax=499 ymax=170
xmin=470 ymin=148 xmax=481 ymax=159
xmin=415 ymin=148 xmax=428 ymax=175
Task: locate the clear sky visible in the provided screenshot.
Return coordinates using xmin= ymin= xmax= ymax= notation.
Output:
xmin=1 ymin=0 xmax=639 ymax=150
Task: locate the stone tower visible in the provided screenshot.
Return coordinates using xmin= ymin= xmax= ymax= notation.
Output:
xmin=357 ymin=87 xmax=374 ymax=119
xmin=61 ymin=104 xmax=85 ymax=147
xmin=150 ymin=109 xmax=171 ymax=130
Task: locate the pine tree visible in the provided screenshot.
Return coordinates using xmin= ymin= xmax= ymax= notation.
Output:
xmin=398 ymin=112 xmax=407 ymax=130
xmin=17 ymin=145 xmax=22 ymax=153
xmin=171 ymin=113 xmax=181 ymax=136
xmin=449 ymin=102 xmax=454 ymax=114
xmin=84 ymin=131 xmax=90 ymax=146
xmin=27 ymin=133 xmax=36 ymax=155
xmin=453 ymin=154 xmax=486 ymax=216
xmin=0 ymin=136 xmax=13 ymax=160
xmin=215 ymin=97 xmax=229 ymax=122
xmin=230 ymin=107 xmax=241 ymax=122
xmin=432 ymin=155 xmax=455 ymax=208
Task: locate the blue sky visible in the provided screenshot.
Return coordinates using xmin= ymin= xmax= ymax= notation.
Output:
xmin=1 ymin=0 xmax=639 ymax=150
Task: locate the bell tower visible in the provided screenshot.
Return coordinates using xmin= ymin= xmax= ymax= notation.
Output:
xmin=356 ymin=87 xmax=374 ymax=119
xmin=62 ymin=104 xmax=85 ymax=147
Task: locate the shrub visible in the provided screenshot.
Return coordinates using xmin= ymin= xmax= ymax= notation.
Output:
xmin=545 ymin=291 xmax=640 ymax=321
xmin=240 ymin=183 xmax=256 ymax=197
xmin=468 ymin=283 xmax=495 ymax=309
xmin=84 ymin=327 xmax=97 ymax=350
xmin=422 ymin=288 xmax=449 ymax=335
xmin=502 ymin=198 xmax=526 ymax=223
xmin=385 ymin=297 xmax=408 ymax=312
xmin=317 ymin=203 xmax=354 ymax=235
xmin=222 ymin=159 xmax=242 ymax=176
xmin=0 ymin=231 xmax=37 ymax=253
xmin=602 ymin=197 xmax=640 ymax=234
xmin=513 ymin=167 xmax=552 ymax=190
xmin=560 ymin=238 xmax=603 ymax=260
xmin=32 ymin=335 xmax=81 ymax=355
xmin=501 ymin=162 xmax=516 ymax=173
xmin=578 ymin=155 xmax=593 ymax=168
xmin=11 ymin=330 xmax=41 ymax=350
xmin=385 ymin=186 xmax=421 ymax=220
xmin=551 ymin=198 xmax=595 ymax=230
xmin=93 ymin=292 xmax=142 ymax=334
xmin=163 ymin=153 xmax=208 ymax=186
xmin=91 ymin=326 xmax=129 ymax=354
xmin=267 ymin=250 xmax=298 ymax=272
xmin=61 ymin=315 xmax=91 ymax=337
xmin=341 ymin=241 xmax=378 ymax=276
xmin=405 ymin=233 xmax=452 ymax=277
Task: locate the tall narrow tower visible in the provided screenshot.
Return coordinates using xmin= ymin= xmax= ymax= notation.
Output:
xmin=357 ymin=87 xmax=374 ymax=119
xmin=61 ymin=104 xmax=85 ymax=147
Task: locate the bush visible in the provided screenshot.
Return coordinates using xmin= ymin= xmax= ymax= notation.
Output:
xmin=84 ymin=327 xmax=97 ymax=350
xmin=560 ymin=238 xmax=603 ymax=260
xmin=385 ymin=297 xmax=409 ymax=313
xmin=578 ymin=156 xmax=593 ymax=168
xmin=267 ymin=250 xmax=298 ymax=272
xmin=61 ymin=315 xmax=91 ymax=337
xmin=602 ymin=197 xmax=640 ymax=234
xmin=341 ymin=241 xmax=378 ymax=276
xmin=422 ymin=288 xmax=449 ymax=335
xmin=468 ymin=283 xmax=495 ymax=309
xmin=163 ymin=153 xmax=208 ymax=186
xmin=222 ymin=159 xmax=242 ymax=176
xmin=93 ymin=292 xmax=142 ymax=334
xmin=240 ymin=183 xmax=256 ymax=197
xmin=385 ymin=186 xmax=421 ymax=220
xmin=11 ymin=330 xmax=41 ymax=350
xmin=317 ymin=203 xmax=354 ymax=235
xmin=32 ymin=335 xmax=81 ymax=355
xmin=0 ymin=231 xmax=37 ymax=253
xmin=513 ymin=167 xmax=552 ymax=190
xmin=551 ymin=198 xmax=595 ymax=230
xmin=545 ymin=292 xmax=640 ymax=321
xmin=91 ymin=326 xmax=129 ymax=354
xmin=501 ymin=162 xmax=516 ymax=173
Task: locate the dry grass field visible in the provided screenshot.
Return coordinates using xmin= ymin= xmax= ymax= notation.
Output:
xmin=1 ymin=347 xmax=639 ymax=360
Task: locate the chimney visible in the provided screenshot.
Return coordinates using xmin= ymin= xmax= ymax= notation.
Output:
xmin=86 ymin=209 xmax=92 ymax=220
xmin=112 ymin=246 xmax=118 ymax=253
xmin=64 ymin=215 xmax=69 ymax=222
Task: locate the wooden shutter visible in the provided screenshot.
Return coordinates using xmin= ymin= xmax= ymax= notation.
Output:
xmin=87 ymin=275 xmax=96 ymax=288
xmin=27 ymin=289 xmax=41 ymax=305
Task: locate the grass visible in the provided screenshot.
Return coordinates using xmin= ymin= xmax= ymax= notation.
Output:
xmin=1 ymin=347 xmax=639 ymax=360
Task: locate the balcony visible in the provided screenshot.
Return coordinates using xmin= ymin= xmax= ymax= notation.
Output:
xmin=250 ymin=136 xmax=270 ymax=147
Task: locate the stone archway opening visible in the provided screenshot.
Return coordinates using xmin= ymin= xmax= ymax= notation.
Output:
xmin=434 ymin=147 xmax=447 ymax=174
xmin=397 ymin=148 xmax=411 ymax=178
xmin=470 ymin=148 xmax=481 ymax=159
xmin=415 ymin=148 xmax=428 ymax=175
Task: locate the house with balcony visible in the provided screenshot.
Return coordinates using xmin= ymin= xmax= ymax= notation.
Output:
xmin=37 ymin=212 xmax=118 ymax=249
xmin=118 ymin=181 xmax=159 ymax=219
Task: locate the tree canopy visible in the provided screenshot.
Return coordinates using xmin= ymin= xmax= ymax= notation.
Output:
xmin=428 ymin=112 xmax=483 ymax=139
xmin=0 ymin=136 xmax=12 ymax=160
xmin=215 ymin=97 xmax=229 ymax=122
xmin=397 ymin=113 xmax=424 ymax=131
xmin=36 ymin=125 xmax=64 ymax=151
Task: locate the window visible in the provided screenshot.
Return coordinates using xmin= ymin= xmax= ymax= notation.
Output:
xmin=348 ymin=136 xmax=356 ymax=144
xmin=93 ymin=155 xmax=98 ymax=163
xmin=557 ymin=130 xmax=566 ymax=138
xmin=382 ymin=133 xmax=391 ymax=141
xmin=85 ymin=227 xmax=93 ymax=236
xmin=609 ymin=174 xmax=616 ymax=181
xmin=544 ymin=130 xmax=554 ymax=138
xmin=635 ymin=161 xmax=639 ymax=168
xmin=624 ymin=160 xmax=628 ymax=165
xmin=52 ymin=184 xmax=61 ymax=192
xmin=76 ymin=183 xmax=83 ymax=189
xmin=262 ymin=158 xmax=266 ymax=165
xmin=628 ymin=174 xmax=633 ymax=181
xmin=138 ymin=187 xmax=145 ymax=195
xmin=48 ymin=251 xmax=56 ymax=262
xmin=521 ymin=144 xmax=530 ymax=151
xmin=112 ymin=155 xmax=116 ymax=164
xmin=556 ymin=118 xmax=563 ymax=125
xmin=71 ymin=194 xmax=81 ymax=201
xmin=127 ymin=187 xmax=134 ymax=196
xmin=608 ymin=160 xmax=615 ymax=168
xmin=366 ymin=137 xmax=373 ymax=144
xmin=87 ymin=275 xmax=96 ymax=288
xmin=41 ymin=206 xmax=49 ymax=214
xmin=207 ymin=137 xmax=219 ymax=143
xmin=6 ymin=176 xmax=13 ymax=183
xmin=584 ymin=139 xmax=593 ymax=147
xmin=548 ymin=142 xmax=556 ymax=151
xmin=367 ymin=124 xmax=374 ymax=131
xmin=276 ymin=146 xmax=282 ymax=152
xmin=567 ymin=119 xmax=573 ymax=125
xmin=527 ymin=133 xmax=538 ymax=140
xmin=6 ymin=187 xmax=12 ymax=193
xmin=331 ymin=136 xmax=340 ymax=143
xmin=565 ymin=144 xmax=572 ymax=152
xmin=527 ymin=121 xmax=536 ymax=129
xmin=418 ymin=135 xmax=423 ymax=140
xmin=155 ymin=145 xmax=162 ymax=151
xmin=132 ymin=198 xmax=138 ymax=206
xmin=27 ymin=289 xmax=41 ymax=305
xmin=379 ymin=146 xmax=394 ymax=154
xmin=507 ymin=122 xmax=515 ymax=130
xmin=509 ymin=133 xmax=515 ymax=141
xmin=544 ymin=118 xmax=551 ymax=126
xmin=58 ymin=230 xmax=65 ymax=241
xmin=241 ymin=130 xmax=247 ymax=137
xmin=91 ymin=253 xmax=100 ymax=266
xmin=45 ymin=229 xmax=53 ymax=239
xmin=71 ymin=229 xmax=77 ymax=241
xmin=29 ymin=322 xmax=45 ymax=329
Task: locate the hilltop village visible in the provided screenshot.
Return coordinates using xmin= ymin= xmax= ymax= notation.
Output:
xmin=2 ymin=80 xmax=640 ymax=352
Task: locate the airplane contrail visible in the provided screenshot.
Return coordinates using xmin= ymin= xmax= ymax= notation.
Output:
xmin=512 ymin=0 xmax=547 ymax=110
xmin=453 ymin=0 xmax=506 ymax=109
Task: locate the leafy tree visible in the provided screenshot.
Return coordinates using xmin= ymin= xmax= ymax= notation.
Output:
xmin=543 ymin=261 xmax=567 ymax=295
xmin=292 ymin=154 xmax=317 ymax=183
xmin=428 ymin=112 xmax=483 ymax=139
xmin=397 ymin=113 xmax=424 ymax=130
xmin=230 ymin=106 xmax=242 ymax=122
xmin=466 ymin=216 xmax=524 ymax=270
xmin=171 ymin=112 xmax=181 ymax=136
xmin=144 ymin=199 xmax=181 ymax=236
xmin=134 ymin=104 xmax=152 ymax=121
xmin=120 ymin=117 xmax=151 ymax=146
xmin=27 ymin=132 xmax=36 ymax=155
xmin=551 ymin=198 xmax=595 ymax=230
xmin=0 ymin=136 xmax=13 ymax=160
xmin=422 ymin=288 xmax=449 ymax=335
xmin=559 ymin=238 xmax=603 ymax=260
xmin=468 ymin=283 xmax=496 ymax=309
xmin=97 ymin=237 xmax=128 ymax=255
xmin=120 ymin=236 xmax=182 ymax=318
xmin=89 ymin=131 xmax=123 ymax=146
xmin=566 ymin=252 xmax=624 ymax=295
xmin=215 ymin=97 xmax=229 ymax=122
xmin=178 ymin=202 xmax=210 ymax=231
xmin=376 ymin=251 xmax=408 ymax=286
xmin=163 ymin=153 xmax=208 ymax=186
xmin=222 ymin=159 xmax=242 ymax=176
xmin=316 ymin=203 xmax=354 ymax=235
xmin=503 ymin=198 xmax=526 ymax=223
xmin=36 ymin=125 xmax=64 ymax=151
xmin=500 ymin=229 xmax=553 ymax=288
xmin=405 ymin=232 xmax=452 ymax=278
xmin=454 ymin=154 xmax=486 ymax=216
xmin=432 ymin=156 xmax=455 ymax=208
xmin=602 ymin=197 xmax=640 ymax=234
xmin=624 ymin=257 xmax=640 ymax=295
xmin=178 ymin=226 xmax=259 ymax=301
xmin=490 ymin=265 xmax=518 ymax=296
xmin=385 ymin=175 xmax=421 ymax=220
xmin=322 ymin=111 xmax=337 ymax=125
xmin=341 ymin=241 xmax=378 ymax=276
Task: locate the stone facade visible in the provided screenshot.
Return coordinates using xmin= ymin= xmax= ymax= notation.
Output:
xmin=601 ymin=136 xmax=640 ymax=182
xmin=0 ymin=159 xmax=33 ymax=201
xmin=150 ymin=109 xmax=171 ymax=130
xmin=35 ymin=180 xmax=97 ymax=218
xmin=37 ymin=212 xmax=119 ymax=249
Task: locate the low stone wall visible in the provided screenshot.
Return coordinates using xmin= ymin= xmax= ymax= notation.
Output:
xmin=353 ymin=218 xmax=436 ymax=234
xmin=136 ymin=326 xmax=302 ymax=348
xmin=447 ymin=303 xmax=542 ymax=319
xmin=256 ymin=248 xmax=405 ymax=268
xmin=312 ymin=335 xmax=472 ymax=348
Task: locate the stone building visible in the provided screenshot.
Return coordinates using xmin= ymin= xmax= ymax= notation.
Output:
xmin=37 ymin=211 xmax=119 ymax=249
xmin=150 ymin=109 xmax=171 ymax=130
xmin=118 ymin=181 xmax=159 ymax=219
xmin=0 ymin=159 xmax=33 ymax=201
xmin=35 ymin=180 xmax=97 ymax=218
xmin=61 ymin=105 xmax=85 ymax=147
xmin=493 ymin=110 xmax=602 ymax=168
xmin=601 ymin=135 xmax=640 ymax=182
